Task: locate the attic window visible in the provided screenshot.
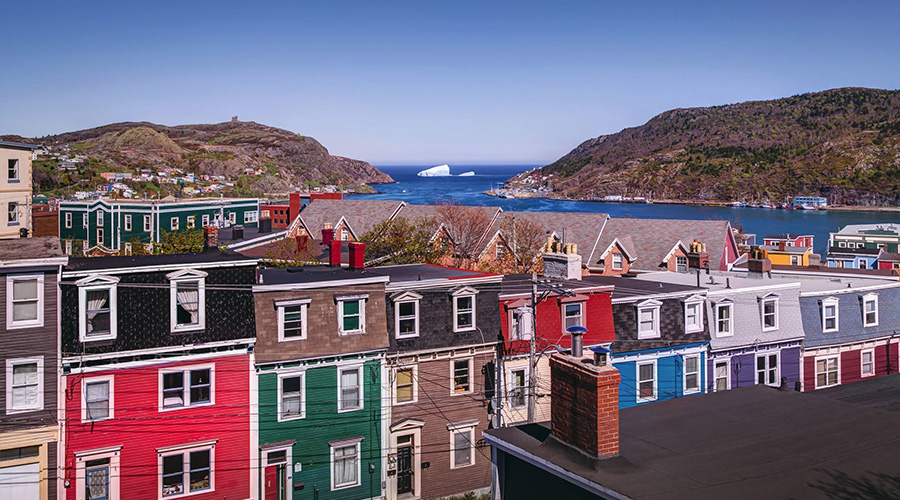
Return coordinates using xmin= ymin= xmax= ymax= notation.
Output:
xmin=636 ymin=299 xmax=661 ymax=339
xmin=167 ymin=269 xmax=208 ymax=333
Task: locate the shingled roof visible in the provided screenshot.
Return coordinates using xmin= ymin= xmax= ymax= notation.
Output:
xmin=491 ymin=211 xmax=609 ymax=262
xmin=0 ymin=236 xmax=65 ymax=263
xmin=297 ymin=199 xmax=405 ymax=239
xmin=396 ymin=203 xmax=502 ymax=242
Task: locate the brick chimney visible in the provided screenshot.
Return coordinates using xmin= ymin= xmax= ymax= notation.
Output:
xmin=348 ymin=242 xmax=365 ymax=270
xmin=687 ymin=239 xmax=709 ymax=272
xmin=289 ymin=193 xmax=301 ymax=223
xmin=550 ymin=352 xmax=620 ymax=459
xmin=203 ymin=226 xmax=218 ymax=250
xmin=543 ymin=242 xmax=582 ymax=280
xmin=329 ymin=239 xmax=342 ymax=267
xmin=778 ymin=241 xmax=786 ymax=252
xmin=747 ymin=245 xmax=772 ymax=277
xmin=322 ymin=223 xmax=334 ymax=245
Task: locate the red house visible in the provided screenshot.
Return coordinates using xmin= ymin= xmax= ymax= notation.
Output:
xmin=763 ymin=233 xmax=814 ymax=248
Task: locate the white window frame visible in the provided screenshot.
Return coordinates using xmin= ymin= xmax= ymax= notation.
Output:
xmin=158 ymin=364 xmax=215 ymax=412
xmin=77 ymin=276 xmax=119 ymax=342
xmin=8 ymin=158 xmax=18 ymax=180
xmin=861 ymin=348 xmax=875 ymax=378
xmin=244 ymin=211 xmax=258 ymax=223
xmin=75 ymin=447 xmax=122 ymax=500
xmin=340 ymin=228 xmax=349 ymax=241
xmin=683 ymin=295 xmax=704 ymax=334
xmin=201 ymin=214 xmax=210 ymax=227
xmin=5 ymin=356 xmax=44 ymax=413
xmin=451 ymin=287 xmax=478 ymax=332
xmin=143 ymin=215 xmax=152 ymax=232
xmin=167 ymin=269 xmax=208 ymax=333
xmin=187 ymin=216 xmax=195 ymax=229
xmin=636 ymin=360 xmax=657 ymax=403
xmin=755 ymin=352 xmax=780 ymax=387
xmin=157 ymin=441 xmax=216 ymax=498
xmin=393 ymin=292 xmax=422 ymax=339
xmin=124 ymin=214 xmax=132 ymax=231
xmin=392 ymin=365 xmax=418 ymax=406
xmin=337 ymin=294 xmax=367 ymax=335
xmin=448 ymin=422 xmax=477 ymax=469
xmin=790 ymin=255 xmax=800 ymax=265
xmin=65 ymin=212 xmax=73 ymax=228
xmin=329 ymin=438 xmax=362 ymax=491
xmin=508 ymin=306 xmax=533 ymax=341
xmin=636 ymin=299 xmax=661 ymax=339
xmin=277 ymin=299 xmax=309 ymax=341
xmin=561 ymin=301 xmax=585 ymax=333
xmin=682 ymin=354 xmax=701 ymax=395
xmin=81 ymin=374 xmax=115 ymax=423
xmin=821 ymin=297 xmax=840 ymax=333
xmin=337 ymin=364 xmax=364 ymax=413
xmin=675 ymin=255 xmax=688 ymax=273
xmin=170 ymin=217 xmax=179 ymax=231
xmin=760 ymin=294 xmax=779 ymax=332
xmin=65 ymin=240 xmax=73 ymax=255
xmin=82 ymin=212 xmax=88 ymax=228
xmin=507 ymin=366 xmax=529 ymax=410
xmin=714 ymin=358 xmax=731 ymax=392
xmin=96 ymin=227 xmax=104 ymax=246
xmin=228 ymin=212 xmax=236 ymax=224
xmin=7 ymin=202 xmax=18 ymax=225
xmin=451 ymin=357 xmax=474 ymax=396
xmin=815 ymin=355 xmax=840 ymax=389
xmin=611 ymin=253 xmax=623 ymax=271
xmin=6 ymin=274 xmax=44 ymax=329
xmin=96 ymin=211 xmax=104 ymax=226
xmin=277 ymin=370 xmax=306 ymax=422
xmin=715 ymin=300 xmax=734 ymax=338
xmin=862 ymin=293 xmax=878 ymax=327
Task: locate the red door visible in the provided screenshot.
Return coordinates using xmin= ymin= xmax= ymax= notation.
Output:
xmin=264 ymin=465 xmax=279 ymax=500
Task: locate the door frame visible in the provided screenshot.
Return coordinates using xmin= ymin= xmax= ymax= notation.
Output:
xmin=261 ymin=444 xmax=293 ymax=500
xmin=388 ymin=420 xmax=423 ymax=499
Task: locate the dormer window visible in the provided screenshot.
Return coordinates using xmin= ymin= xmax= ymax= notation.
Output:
xmin=337 ymin=294 xmax=368 ymax=335
xmin=759 ymin=293 xmax=780 ymax=332
xmin=714 ymin=299 xmax=734 ymax=337
xmin=451 ymin=287 xmax=479 ymax=332
xmin=611 ymin=253 xmax=623 ymax=271
xmin=77 ymin=275 xmax=119 ymax=342
xmin=862 ymin=293 xmax=878 ymax=327
xmin=392 ymin=291 xmax=422 ymax=339
xmin=276 ymin=298 xmax=310 ymax=341
xmin=563 ymin=302 xmax=584 ymax=331
xmin=636 ymin=299 xmax=662 ymax=339
xmin=682 ymin=295 xmax=705 ymax=334
xmin=821 ymin=297 xmax=839 ymax=333
xmin=167 ymin=269 xmax=207 ymax=333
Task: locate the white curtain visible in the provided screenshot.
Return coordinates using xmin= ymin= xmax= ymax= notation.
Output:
xmin=334 ymin=447 xmax=357 ymax=485
xmin=86 ymin=291 xmax=108 ymax=320
xmin=86 ymin=382 xmax=110 ymax=419
xmin=177 ymin=285 xmax=200 ymax=323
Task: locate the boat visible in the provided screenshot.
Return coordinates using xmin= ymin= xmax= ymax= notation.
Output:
xmin=458 ymin=171 xmax=475 ymax=177
xmin=417 ymin=164 xmax=451 ymax=177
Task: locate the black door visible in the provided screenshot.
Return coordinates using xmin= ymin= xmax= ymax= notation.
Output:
xmin=397 ymin=445 xmax=413 ymax=494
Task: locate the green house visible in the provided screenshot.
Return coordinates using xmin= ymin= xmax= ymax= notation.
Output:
xmin=58 ymin=197 xmax=259 ymax=252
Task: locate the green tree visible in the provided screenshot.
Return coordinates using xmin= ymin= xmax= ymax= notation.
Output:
xmin=155 ymin=229 xmax=205 ymax=255
xmin=360 ymin=216 xmax=448 ymax=266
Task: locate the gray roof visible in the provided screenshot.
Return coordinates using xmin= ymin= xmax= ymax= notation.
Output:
xmin=811 ymin=373 xmax=900 ymax=413
xmin=496 ymin=211 xmax=609 ymax=263
xmin=485 ymin=383 xmax=900 ymax=500
xmin=0 ymin=141 xmax=41 ymax=150
xmin=827 ymin=246 xmax=882 ymax=257
xmin=760 ymin=244 xmax=812 ymax=255
xmin=834 ymin=223 xmax=900 ymax=236
xmin=0 ymin=237 xmax=65 ymax=262
xmin=799 ymin=281 xmax=900 ymax=347
xmin=397 ymin=203 xmax=501 ymax=242
xmin=298 ymin=199 xmax=405 ymax=239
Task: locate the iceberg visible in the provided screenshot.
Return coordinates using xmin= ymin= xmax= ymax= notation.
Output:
xmin=417 ymin=164 xmax=451 ymax=177
xmin=458 ymin=171 xmax=475 ymax=177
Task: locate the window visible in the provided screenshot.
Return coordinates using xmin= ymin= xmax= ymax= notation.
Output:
xmin=8 ymin=158 xmax=18 ymax=180
xmin=838 ymin=241 xmax=846 ymax=248
xmin=7 ymin=202 xmax=18 ymax=224
xmin=452 ymin=358 xmax=473 ymax=395
xmin=676 ymin=255 xmax=688 ymax=273
xmin=82 ymin=376 xmax=114 ymax=422
xmin=160 ymin=445 xmax=213 ymax=497
xmin=65 ymin=212 xmax=73 ymax=228
xmin=160 ymin=366 xmax=213 ymax=410
xmin=683 ymin=355 xmax=700 ymax=394
xmin=278 ymin=372 xmax=305 ymax=420
xmin=394 ymin=367 xmax=416 ymax=405
xmin=715 ymin=301 xmax=733 ymax=337
xmin=611 ymin=253 xmax=623 ymax=271
xmin=393 ymin=292 xmax=421 ymax=338
xmin=683 ymin=297 xmax=704 ymax=334
xmin=636 ymin=361 xmax=657 ymax=402
xmin=170 ymin=217 xmax=179 ymax=231
xmin=244 ymin=211 xmax=258 ymax=223
xmin=636 ymin=300 xmax=661 ymax=339
xmin=563 ymin=302 xmax=584 ymax=331
xmin=201 ymin=214 xmax=209 ymax=227
xmin=340 ymin=228 xmax=349 ymax=241
xmin=756 ymin=353 xmax=779 ymax=386
xmin=168 ymin=270 xmax=207 ymax=333
xmin=338 ymin=366 xmax=363 ymax=412
xmin=337 ymin=296 xmax=366 ymax=334
xmin=452 ymin=287 xmax=478 ymax=332
xmin=85 ymin=457 xmax=112 ymax=500
xmin=495 ymin=242 xmax=506 ymax=259
xmin=228 ymin=212 xmax=236 ymax=224
xmin=77 ymin=448 xmax=121 ymax=500
xmin=277 ymin=299 xmax=308 ymax=341
xmin=5 ymin=357 xmax=43 ymax=413
xmin=187 ymin=216 xmax=195 ymax=229
xmin=124 ymin=215 xmax=132 ymax=231
xmin=65 ymin=240 xmax=73 ymax=255
xmin=83 ymin=213 xmax=88 ymax=228
xmin=6 ymin=274 xmax=44 ymax=329
xmin=330 ymin=440 xmax=361 ymax=490
xmin=78 ymin=277 xmax=118 ymax=342
xmin=143 ymin=215 xmax=152 ymax=232
xmin=714 ymin=360 xmax=730 ymax=392
xmin=821 ymin=297 xmax=839 ymax=333
xmin=449 ymin=424 xmax=476 ymax=469
xmin=861 ymin=349 xmax=875 ymax=377
xmin=815 ymin=356 xmax=839 ymax=388
xmin=790 ymin=255 xmax=800 ymax=265
xmin=97 ymin=211 xmax=103 ymax=226
xmin=863 ymin=294 xmax=878 ymax=327
xmin=509 ymin=367 xmax=527 ymax=409
xmin=124 ymin=242 xmax=132 ymax=255
xmin=761 ymin=296 xmax=779 ymax=331
xmin=96 ymin=228 xmax=104 ymax=246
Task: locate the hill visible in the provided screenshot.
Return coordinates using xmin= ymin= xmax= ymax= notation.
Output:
xmin=5 ymin=119 xmax=393 ymax=196
xmin=516 ymin=88 xmax=900 ymax=205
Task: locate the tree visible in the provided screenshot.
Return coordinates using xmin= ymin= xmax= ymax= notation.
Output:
xmin=360 ymin=216 xmax=448 ymax=266
xmin=479 ymin=215 xmax=547 ymax=274
xmin=154 ymin=229 xmax=205 ymax=255
xmin=262 ymin=236 xmax=323 ymax=268
xmin=434 ymin=199 xmax=492 ymax=269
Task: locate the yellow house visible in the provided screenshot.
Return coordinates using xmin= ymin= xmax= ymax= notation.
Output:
xmin=760 ymin=244 xmax=813 ymax=266
xmin=0 ymin=141 xmax=39 ymax=238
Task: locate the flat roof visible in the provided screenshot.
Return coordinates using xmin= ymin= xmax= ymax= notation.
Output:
xmin=0 ymin=237 xmax=65 ymax=261
xmin=810 ymin=373 xmax=900 ymax=413
xmin=0 ymin=140 xmax=41 ymax=150
xmin=580 ymin=275 xmax=704 ymax=301
xmin=486 ymin=381 xmax=900 ymax=500
xmin=64 ymin=250 xmax=255 ymax=273
xmin=367 ymin=263 xmax=496 ymax=282
xmin=633 ymin=270 xmax=800 ymax=294
xmin=257 ymin=265 xmax=387 ymax=285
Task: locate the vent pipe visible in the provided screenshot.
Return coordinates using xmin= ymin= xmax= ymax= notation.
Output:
xmin=566 ymin=325 xmax=588 ymax=358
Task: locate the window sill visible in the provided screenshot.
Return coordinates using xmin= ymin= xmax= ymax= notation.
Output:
xmin=863 ymin=323 xmax=879 ymax=328
xmin=5 ymin=406 xmax=43 ymax=415
xmin=636 ymin=397 xmax=657 ymax=404
xmin=82 ymin=417 xmax=113 ymax=424
xmin=683 ymin=389 xmax=701 ymax=395
xmin=339 ymin=330 xmax=365 ymax=336
xmin=761 ymin=326 xmax=779 ymax=332
xmin=637 ymin=333 xmax=660 ymax=340
xmin=451 ymin=391 xmax=473 ymax=397
xmin=454 ymin=327 xmax=476 ymax=333
xmin=331 ymin=482 xmax=361 ymax=492
xmin=277 ymin=414 xmax=306 ymax=422
xmin=81 ymin=334 xmax=117 ymax=342
xmin=337 ymin=406 xmax=364 ymax=414
xmin=395 ymin=333 xmax=419 ymax=339
xmin=450 ymin=463 xmax=475 ymax=470
xmin=7 ymin=222 xmax=19 ymax=227
xmin=7 ymin=320 xmax=44 ymax=330
xmin=161 ymin=486 xmax=214 ymax=499
xmin=394 ymin=400 xmax=418 ymax=407
xmin=279 ymin=336 xmax=307 ymax=342
xmin=159 ymin=402 xmax=214 ymax=413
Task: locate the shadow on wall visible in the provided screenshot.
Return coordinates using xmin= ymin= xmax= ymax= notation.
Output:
xmin=805 ymin=469 xmax=900 ymax=500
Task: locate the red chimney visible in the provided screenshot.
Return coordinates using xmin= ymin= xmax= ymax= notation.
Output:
xmin=778 ymin=241 xmax=786 ymax=251
xmin=329 ymin=240 xmax=342 ymax=267
xmin=289 ymin=193 xmax=301 ymax=223
xmin=348 ymin=242 xmax=365 ymax=269
xmin=322 ymin=225 xmax=334 ymax=245
xmin=550 ymin=352 xmax=620 ymax=459
xmin=203 ymin=226 xmax=218 ymax=250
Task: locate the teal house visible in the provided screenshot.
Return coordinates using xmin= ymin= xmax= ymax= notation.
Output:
xmin=253 ymin=265 xmax=390 ymax=500
xmin=58 ymin=197 xmax=259 ymax=252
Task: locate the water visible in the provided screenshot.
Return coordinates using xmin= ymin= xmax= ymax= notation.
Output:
xmin=349 ymin=165 xmax=900 ymax=255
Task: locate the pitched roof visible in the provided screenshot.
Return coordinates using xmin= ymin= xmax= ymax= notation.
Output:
xmin=0 ymin=141 xmax=41 ymax=150
xmin=297 ymin=199 xmax=405 ymax=239
xmin=764 ymin=233 xmax=812 ymax=240
xmin=592 ymin=218 xmax=735 ymax=271
xmin=495 ymin=211 xmax=609 ymax=263
xmin=396 ymin=204 xmax=502 ymax=242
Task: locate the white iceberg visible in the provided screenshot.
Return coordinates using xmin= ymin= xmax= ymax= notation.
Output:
xmin=458 ymin=171 xmax=475 ymax=177
xmin=417 ymin=164 xmax=451 ymax=177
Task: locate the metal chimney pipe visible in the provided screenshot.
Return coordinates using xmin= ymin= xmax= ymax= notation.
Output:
xmin=572 ymin=332 xmax=583 ymax=358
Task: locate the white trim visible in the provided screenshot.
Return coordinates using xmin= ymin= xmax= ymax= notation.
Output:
xmin=62 ymin=338 xmax=254 ymax=367
xmin=63 ymin=260 xmax=258 ymax=279
xmin=821 ymin=296 xmax=840 ymax=333
xmin=860 ymin=348 xmax=876 ymax=378
xmin=754 ymin=351 xmax=780 ymax=387
xmin=393 ymin=295 xmax=420 ymax=339
xmin=261 ymin=444 xmax=292 ymax=500
xmin=714 ymin=300 xmax=734 ymax=338
xmin=144 ymin=215 xmax=152 ymax=232
xmin=255 ymin=276 xmax=389 ymax=292
xmin=862 ymin=293 xmax=879 ymax=327
xmin=5 ymin=274 xmax=44 ymax=329
xmin=169 ymin=274 xmax=206 ymax=333
xmin=277 ymin=370 xmax=306 ymax=422
xmin=78 ymin=281 xmax=118 ymax=342
xmin=157 ymin=441 xmax=216 ymax=498
xmin=392 ymin=365 xmax=418 ymax=406
xmin=682 ymin=354 xmax=701 ymax=395
xmin=337 ymin=296 xmax=366 ymax=335
xmin=507 ymin=365 xmax=529 ymax=410
xmin=81 ymin=374 xmax=115 ymax=423
xmin=448 ymin=422 xmax=477 ymax=469
xmin=124 ymin=214 xmax=132 ymax=232
xmin=713 ymin=358 xmax=731 ymax=392
xmin=451 ymin=357 xmax=475 ymax=396
xmin=635 ymin=359 xmax=657 ymax=403
xmin=452 ymin=293 xmax=477 ymax=333
xmin=337 ymin=364 xmax=364 ymax=413
xmin=814 ymin=354 xmax=840 ymax=389
xmin=561 ymin=301 xmax=585 ymax=333
xmin=5 ymin=356 xmax=44 ymax=413
xmin=760 ymin=294 xmax=780 ymax=332
xmin=158 ymin=363 xmax=216 ymax=412
xmin=75 ymin=446 xmax=121 ymax=500
xmin=683 ymin=295 xmax=704 ymax=334
xmin=277 ymin=300 xmax=308 ymax=341
xmin=636 ymin=299 xmax=661 ymax=339
xmin=330 ymin=440 xmax=362 ymax=490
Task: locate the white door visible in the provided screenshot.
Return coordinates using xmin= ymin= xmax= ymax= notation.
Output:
xmin=0 ymin=462 xmax=40 ymax=499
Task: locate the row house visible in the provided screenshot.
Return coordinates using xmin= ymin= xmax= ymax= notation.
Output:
xmin=825 ymin=246 xmax=882 ymax=269
xmin=0 ymin=238 xmax=67 ymax=496
xmin=829 ymin=223 xmax=900 ymax=253
xmin=760 ymin=243 xmax=814 ymax=266
xmin=0 ymin=141 xmax=40 ymax=238
xmin=58 ymin=197 xmax=260 ymax=254
xmin=373 ymin=263 xmax=502 ymax=500
xmin=798 ymin=277 xmax=900 ymax=392
xmin=260 ymin=193 xmax=342 ymax=229
xmin=59 ymin=251 xmax=258 ymax=500
xmin=763 ymin=233 xmax=814 ymax=248
xmin=252 ymin=256 xmax=389 ymax=500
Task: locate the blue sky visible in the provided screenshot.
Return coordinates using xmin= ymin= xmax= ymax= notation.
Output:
xmin=2 ymin=0 xmax=899 ymax=164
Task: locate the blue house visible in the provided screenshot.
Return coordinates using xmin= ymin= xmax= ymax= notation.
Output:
xmin=825 ymin=246 xmax=881 ymax=269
